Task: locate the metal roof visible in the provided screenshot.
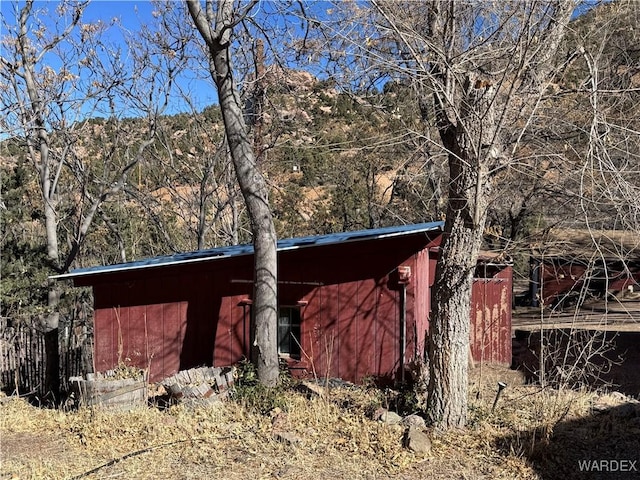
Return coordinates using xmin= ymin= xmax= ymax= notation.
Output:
xmin=53 ymin=221 xmax=444 ymax=280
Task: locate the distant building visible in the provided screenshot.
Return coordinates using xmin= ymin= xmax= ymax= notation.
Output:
xmin=528 ymin=229 xmax=640 ymax=308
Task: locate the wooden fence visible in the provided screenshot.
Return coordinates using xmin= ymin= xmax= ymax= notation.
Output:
xmin=0 ymin=317 xmax=93 ymax=398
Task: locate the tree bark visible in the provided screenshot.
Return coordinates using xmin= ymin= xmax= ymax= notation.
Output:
xmin=426 ymin=145 xmax=489 ymax=427
xmin=419 ymin=1 xmax=574 ymax=429
xmin=17 ymin=0 xmax=63 ymax=399
xmin=186 ymin=0 xmax=279 ymax=387
xmin=5 ymin=0 xmax=160 ymax=400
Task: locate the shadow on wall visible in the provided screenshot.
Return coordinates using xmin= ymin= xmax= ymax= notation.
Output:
xmin=496 ymin=401 xmax=640 ymax=480
xmin=512 ymin=330 xmax=640 ymax=399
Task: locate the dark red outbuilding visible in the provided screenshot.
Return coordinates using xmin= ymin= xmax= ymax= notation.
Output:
xmin=530 ymin=257 xmax=640 ymax=308
xmin=56 ymin=223 xmax=512 ymax=384
xmin=527 ymin=229 xmax=640 ymax=309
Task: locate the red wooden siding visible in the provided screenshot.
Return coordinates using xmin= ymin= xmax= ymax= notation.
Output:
xmin=90 ymin=260 xmax=254 ymax=382
xmin=82 ymin=231 xmax=511 ymax=384
xmin=413 ymin=248 xmax=433 ymax=359
xmin=470 ymin=266 xmax=512 ymax=365
xmin=93 ymin=285 xmax=189 ymax=379
xmin=275 ymin=236 xmax=429 ymax=384
xmin=538 ymin=260 xmax=640 ymax=307
xmin=538 ymin=262 xmax=588 ymax=307
xmin=608 ymin=266 xmax=640 ymax=292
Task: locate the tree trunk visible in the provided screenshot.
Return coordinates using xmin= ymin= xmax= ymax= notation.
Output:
xmin=427 ymin=76 xmax=492 ymax=428
xmin=187 ymin=0 xmax=279 ymax=387
xmin=41 ymin=146 xmax=62 ymax=401
xmin=24 ymin=31 xmax=62 ymax=399
xmin=212 ymin=45 xmax=278 ymax=386
xmin=426 ymin=153 xmax=488 ymax=427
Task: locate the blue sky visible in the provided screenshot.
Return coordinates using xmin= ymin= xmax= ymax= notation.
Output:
xmin=84 ymin=0 xmax=155 ymax=29
xmin=83 ymin=1 xmax=220 ymax=113
xmin=2 ymin=0 xmax=602 ymax=122
xmin=1 ymin=0 xmax=220 ymax=117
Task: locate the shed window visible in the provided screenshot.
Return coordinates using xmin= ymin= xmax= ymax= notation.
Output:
xmin=278 ymin=307 xmax=301 ymax=356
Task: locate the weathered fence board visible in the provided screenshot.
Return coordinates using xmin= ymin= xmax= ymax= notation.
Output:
xmin=70 ymin=370 xmax=148 ymax=410
xmin=0 ymin=317 xmax=93 ymax=398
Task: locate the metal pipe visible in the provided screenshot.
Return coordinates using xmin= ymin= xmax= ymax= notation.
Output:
xmin=492 ymin=381 xmax=507 ymax=412
xmin=242 ymin=304 xmax=249 ymax=357
xmin=400 ymin=283 xmax=407 ymax=383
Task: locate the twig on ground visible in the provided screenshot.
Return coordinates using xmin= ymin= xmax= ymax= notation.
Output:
xmin=68 ymin=436 xmax=230 ymax=480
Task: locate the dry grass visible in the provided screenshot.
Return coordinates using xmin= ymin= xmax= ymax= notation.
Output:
xmin=1 ymin=365 xmax=637 ymax=480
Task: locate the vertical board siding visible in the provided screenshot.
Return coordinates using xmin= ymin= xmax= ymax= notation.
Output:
xmin=214 ymin=294 xmax=245 ymax=368
xmin=301 ymin=279 xmax=332 ymax=378
xmin=377 ymin=278 xmax=398 ymax=382
xmin=287 ymin=239 xmax=417 ymax=384
xmin=146 ymin=303 xmax=165 ymax=380
xmin=414 ymin=249 xmax=432 ymax=359
xmin=470 ymin=266 xmax=512 ymax=365
xmin=127 ymin=303 xmax=145 ymax=368
xmin=94 ymin=281 xmax=189 ymax=382
xmin=322 ymin=277 xmax=338 ymax=379
xmin=336 ymin=283 xmax=355 ymax=381
xmin=82 ymin=232 xmax=514 ymax=384
xmin=160 ymin=301 xmax=181 ymax=379
xmin=94 ymin=305 xmax=115 ymax=373
xmin=358 ymin=279 xmax=372 ymax=382
xmin=87 ymin=236 xmax=436 ymax=384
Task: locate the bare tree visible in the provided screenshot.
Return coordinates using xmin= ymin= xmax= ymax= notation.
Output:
xmin=294 ymin=0 xmax=577 ymax=427
xmin=0 ymin=0 xmax=173 ymax=398
xmin=1 ymin=0 xmax=101 ymax=397
xmin=185 ymin=0 xmax=279 ymax=386
xmin=574 ymin=2 xmax=640 ymax=234
xmin=130 ymin=108 xmax=245 ymax=252
xmin=113 ymin=4 xmax=245 ymax=253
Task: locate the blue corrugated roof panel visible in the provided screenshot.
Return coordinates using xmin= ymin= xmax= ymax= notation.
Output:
xmin=53 ymin=221 xmax=443 ymax=280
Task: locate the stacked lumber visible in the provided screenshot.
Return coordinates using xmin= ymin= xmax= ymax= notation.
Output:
xmin=161 ymin=366 xmax=235 ymax=405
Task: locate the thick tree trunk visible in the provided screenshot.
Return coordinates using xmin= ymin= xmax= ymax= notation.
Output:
xmin=213 ymin=46 xmax=278 ymax=387
xmin=187 ymin=0 xmax=279 ymax=387
xmin=427 ymin=151 xmax=488 ymax=427
xmin=42 ymin=148 xmax=62 ymax=400
xmin=426 ymin=77 xmax=492 ymax=428
xmin=27 ymin=54 xmax=61 ymax=400
xmin=44 ymin=202 xmax=61 ymax=400
xmin=368 ymin=0 xmax=575 ymax=430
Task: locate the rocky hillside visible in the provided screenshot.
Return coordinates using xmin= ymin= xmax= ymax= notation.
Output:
xmin=1 ymin=0 xmax=638 ymax=320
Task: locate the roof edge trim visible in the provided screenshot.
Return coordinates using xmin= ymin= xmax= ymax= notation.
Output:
xmin=52 ymin=222 xmax=444 ymax=281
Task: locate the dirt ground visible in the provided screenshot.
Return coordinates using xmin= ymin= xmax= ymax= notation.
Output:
xmin=1 ymin=364 xmax=639 ymax=480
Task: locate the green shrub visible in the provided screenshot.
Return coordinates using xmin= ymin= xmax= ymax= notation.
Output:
xmin=231 ymin=359 xmax=295 ymax=414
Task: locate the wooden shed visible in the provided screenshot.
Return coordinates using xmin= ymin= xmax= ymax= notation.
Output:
xmin=55 ymin=223 xmax=512 ymax=384
xmin=528 ymin=229 xmax=640 ymax=308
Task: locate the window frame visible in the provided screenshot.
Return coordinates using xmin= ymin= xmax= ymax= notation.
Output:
xmin=277 ymin=305 xmax=301 ymax=358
